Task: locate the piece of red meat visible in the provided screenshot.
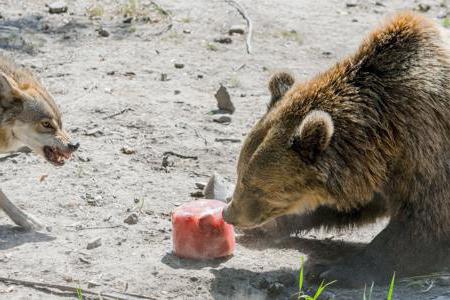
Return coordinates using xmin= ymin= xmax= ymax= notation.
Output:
xmin=172 ymin=200 xmax=235 ymax=259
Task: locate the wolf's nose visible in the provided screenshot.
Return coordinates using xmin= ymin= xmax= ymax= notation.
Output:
xmin=68 ymin=142 xmax=80 ymax=151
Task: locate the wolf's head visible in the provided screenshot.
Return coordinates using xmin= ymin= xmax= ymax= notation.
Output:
xmin=0 ymin=71 xmax=79 ymax=166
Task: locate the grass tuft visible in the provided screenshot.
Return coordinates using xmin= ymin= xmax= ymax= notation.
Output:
xmin=297 ymin=256 xmax=336 ymax=300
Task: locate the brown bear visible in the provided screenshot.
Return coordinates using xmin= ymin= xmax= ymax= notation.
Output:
xmin=222 ymin=12 xmax=450 ymax=287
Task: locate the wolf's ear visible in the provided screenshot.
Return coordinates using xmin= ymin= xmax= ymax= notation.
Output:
xmin=291 ymin=110 xmax=334 ymax=163
xmin=268 ymin=71 xmax=295 ymax=110
xmin=0 ymin=73 xmax=24 ymax=122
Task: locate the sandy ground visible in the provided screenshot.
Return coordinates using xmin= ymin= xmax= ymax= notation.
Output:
xmin=0 ymin=0 xmax=449 ymax=299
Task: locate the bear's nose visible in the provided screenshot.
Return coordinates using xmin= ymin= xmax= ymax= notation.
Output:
xmin=222 ymin=205 xmax=236 ymax=225
xmin=68 ymin=141 xmax=80 ymax=152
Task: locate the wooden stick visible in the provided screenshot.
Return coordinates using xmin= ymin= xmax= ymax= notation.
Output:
xmin=0 ymin=276 xmax=157 ymax=300
xmin=0 ymin=190 xmax=43 ymax=231
xmin=225 ymin=0 xmax=253 ymax=54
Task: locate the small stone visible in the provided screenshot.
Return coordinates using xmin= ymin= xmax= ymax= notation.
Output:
xmin=215 ymin=85 xmax=235 ymax=113
xmin=417 ymin=3 xmax=431 ymax=12
xmin=240 ymin=93 xmax=246 ymax=97
xmin=84 ymin=129 xmax=104 ymax=137
xmin=160 ymin=73 xmax=168 ymax=81
xmin=174 ymin=63 xmax=185 ymax=69
xmin=77 ymin=154 xmax=91 ymax=162
xmin=124 ymin=213 xmax=139 ymax=225
xmin=203 ymin=173 xmax=234 ymax=202
xmin=121 ymin=146 xmax=136 ymax=155
xmin=97 ymin=28 xmax=109 ymax=37
xmin=197 ymin=74 xmax=204 ymax=79
xmin=48 ymin=1 xmax=68 ymax=14
xmin=214 ymin=37 xmax=232 ymax=44
xmin=63 ymin=275 xmax=73 ymax=282
xmin=213 ymin=116 xmax=231 ymax=124
xmin=123 ymin=17 xmax=133 ymax=23
xmin=86 ymin=237 xmax=102 ymax=250
xmin=183 ymin=29 xmax=191 ymax=34
xmin=229 ymin=25 xmax=245 ymax=35
xmin=174 ymin=90 xmax=181 ymax=95
xmin=195 ymin=182 xmax=206 ymax=190
xmin=345 ymin=0 xmax=358 ymax=7
xmin=267 ymin=282 xmax=284 ymax=297
xmin=190 ymin=191 xmax=204 ymax=198
xmin=190 ymin=276 xmax=198 ymax=282
xmin=87 ymin=281 xmax=100 ymax=288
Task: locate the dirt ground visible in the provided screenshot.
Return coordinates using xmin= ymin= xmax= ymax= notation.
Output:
xmin=0 ymin=0 xmax=449 ymax=299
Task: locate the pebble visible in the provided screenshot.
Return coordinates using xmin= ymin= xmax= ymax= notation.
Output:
xmin=417 ymin=3 xmax=431 ymax=12
xmin=123 ymin=17 xmax=133 ymax=24
xmin=215 ymin=85 xmax=235 ymax=113
xmin=84 ymin=129 xmax=104 ymax=137
xmin=190 ymin=190 xmax=204 ymax=198
xmin=203 ymin=173 xmax=234 ymax=202
xmin=124 ymin=213 xmax=139 ymax=225
xmin=214 ymin=37 xmax=232 ymax=44
xmin=97 ymin=28 xmax=109 ymax=37
xmin=174 ymin=90 xmax=181 ymax=95
xmin=197 ymin=74 xmax=204 ymax=79
xmin=195 ymin=182 xmax=206 ymax=190
xmin=229 ymin=25 xmax=245 ymax=35
xmin=87 ymin=281 xmax=100 ymax=288
xmin=160 ymin=73 xmax=168 ymax=81
xmin=213 ymin=116 xmax=231 ymax=124
xmin=86 ymin=237 xmax=102 ymax=250
xmin=345 ymin=0 xmax=358 ymax=7
xmin=48 ymin=1 xmax=68 ymax=14
xmin=267 ymin=282 xmax=284 ymax=297
xmin=121 ymin=146 xmax=136 ymax=155
xmin=174 ymin=63 xmax=185 ymax=69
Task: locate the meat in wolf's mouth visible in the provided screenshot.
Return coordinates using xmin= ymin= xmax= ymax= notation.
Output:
xmin=43 ymin=146 xmax=71 ymax=166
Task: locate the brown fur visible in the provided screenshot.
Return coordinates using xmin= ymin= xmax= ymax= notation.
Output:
xmin=223 ymin=12 xmax=450 ymax=286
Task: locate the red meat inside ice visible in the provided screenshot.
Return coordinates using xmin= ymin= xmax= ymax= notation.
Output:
xmin=172 ymin=200 xmax=235 ymax=259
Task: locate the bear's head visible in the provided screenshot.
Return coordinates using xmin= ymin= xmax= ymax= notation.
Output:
xmin=223 ymin=72 xmax=338 ymax=228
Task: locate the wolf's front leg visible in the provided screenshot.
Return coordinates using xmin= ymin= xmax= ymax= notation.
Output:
xmin=0 ymin=189 xmax=43 ymax=231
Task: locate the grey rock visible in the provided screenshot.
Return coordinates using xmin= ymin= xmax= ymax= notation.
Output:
xmin=48 ymin=2 xmax=68 ymax=14
xmin=124 ymin=213 xmax=139 ymax=225
xmin=160 ymin=73 xmax=168 ymax=81
xmin=417 ymin=3 xmax=431 ymax=12
xmin=213 ymin=116 xmax=231 ymax=124
xmin=229 ymin=25 xmax=245 ymax=35
xmin=203 ymin=173 xmax=234 ymax=202
xmin=97 ymin=28 xmax=109 ymax=37
xmin=174 ymin=63 xmax=185 ymax=69
xmin=215 ymin=85 xmax=235 ymax=113
xmin=214 ymin=36 xmax=232 ymax=44
xmin=86 ymin=237 xmax=102 ymax=250
xmin=267 ymin=282 xmax=284 ymax=297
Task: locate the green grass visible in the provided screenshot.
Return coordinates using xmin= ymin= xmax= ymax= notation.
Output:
xmin=206 ymin=42 xmax=218 ymax=51
xmin=296 ymin=257 xmax=396 ymax=300
xmin=443 ymin=18 xmax=450 ymax=28
xmin=297 ymin=256 xmax=336 ymax=300
xmin=387 ymin=273 xmax=395 ymax=300
xmin=76 ymin=287 xmax=83 ymax=300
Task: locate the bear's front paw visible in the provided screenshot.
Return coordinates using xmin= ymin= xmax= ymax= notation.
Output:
xmin=306 ymin=259 xmax=387 ymax=288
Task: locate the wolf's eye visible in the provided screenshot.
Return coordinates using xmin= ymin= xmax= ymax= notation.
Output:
xmin=41 ymin=121 xmax=53 ymax=129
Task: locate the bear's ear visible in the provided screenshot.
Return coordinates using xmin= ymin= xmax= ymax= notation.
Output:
xmin=291 ymin=110 xmax=334 ymax=163
xmin=267 ymin=71 xmax=295 ymax=110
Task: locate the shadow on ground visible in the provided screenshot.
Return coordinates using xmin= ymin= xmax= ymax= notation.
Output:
xmin=161 ymin=251 xmax=233 ymax=270
xmin=0 ymin=225 xmax=54 ymax=250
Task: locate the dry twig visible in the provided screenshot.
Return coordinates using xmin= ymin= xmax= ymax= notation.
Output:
xmin=225 ymin=0 xmax=253 ymax=54
xmin=0 ymin=276 xmax=156 ymax=300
